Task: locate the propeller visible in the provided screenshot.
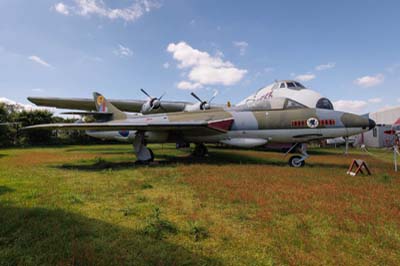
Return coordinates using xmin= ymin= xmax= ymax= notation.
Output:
xmin=190 ymin=90 xmax=218 ymax=110
xmin=140 ymin=88 xmax=165 ymax=112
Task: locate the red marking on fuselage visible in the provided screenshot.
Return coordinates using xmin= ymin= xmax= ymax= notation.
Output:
xmin=208 ymin=119 xmax=234 ymax=132
xmin=259 ymin=91 xmax=274 ymax=100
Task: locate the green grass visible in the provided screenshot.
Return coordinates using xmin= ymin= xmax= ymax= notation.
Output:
xmin=0 ymin=144 xmax=399 ymax=265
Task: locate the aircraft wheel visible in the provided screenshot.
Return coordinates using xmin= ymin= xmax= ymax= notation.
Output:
xmin=193 ymin=144 xmax=208 ymax=157
xmin=288 ymin=155 xmax=305 ymax=168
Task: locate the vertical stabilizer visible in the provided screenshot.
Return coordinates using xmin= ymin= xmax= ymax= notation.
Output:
xmin=93 ymin=92 xmax=127 ymax=120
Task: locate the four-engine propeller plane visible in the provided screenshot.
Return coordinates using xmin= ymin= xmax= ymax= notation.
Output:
xmin=24 ymin=92 xmax=376 ymax=167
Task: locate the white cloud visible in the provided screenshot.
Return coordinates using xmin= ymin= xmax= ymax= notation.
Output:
xmin=295 ymin=73 xmax=316 ymax=82
xmin=315 ymin=62 xmax=335 ymax=71
xmin=333 ymin=100 xmax=368 ymax=114
xmin=0 ymin=97 xmax=53 ymax=112
xmin=167 ymin=42 xmax=247 ymax=90
xmin=163 ymin=62 xmax=169 ymax=69
xmin=28 ymin=55 xmax=52 ymax=68
xmin=233 ymin=41 xmax=248 ymax=56
xmin=354 ymin=74 xmax=384 ymax=88
xmin=54 ymin=2 xmax=70 ymax=15
xmin=177 ymin=81 xmax=203 ymax=90
xmin=215 ymin=50 xmax=224 ymax=58
xmin=368 ymin=97 xmax=382 ymax=103
xmin=167 ymin=42 xmax=247 ymax=88
xmin=54 ymin=0 xmax=161 ymax=22
xmin=114 ymin=44 xmax=133 ymax=57
xmin=31 ymin=88 xmax=44 ymax=93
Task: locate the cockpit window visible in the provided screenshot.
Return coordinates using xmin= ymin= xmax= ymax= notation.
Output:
xmin=316 ymin=98 xmax=334 ymax=110
xmin=284 ymin=99 xmax=307 ymax=109
xmin=280 ymin=83 xmax=286 ymax=88
xmin=294 ymin=82 xmax=305 ymax=88
xmin=286 ymin=82 xmax=296 ymax=88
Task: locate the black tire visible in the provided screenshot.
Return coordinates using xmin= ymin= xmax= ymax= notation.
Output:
xmin=193 ymin=144 xmax=208 ymax=157
xmin=288 ymin=155 xmax=305 ymax=167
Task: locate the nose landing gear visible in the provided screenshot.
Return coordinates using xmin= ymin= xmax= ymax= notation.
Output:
xmin=286 ymin=143 xmax=309 ymax=168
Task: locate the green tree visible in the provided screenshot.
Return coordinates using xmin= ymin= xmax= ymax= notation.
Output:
xmin=14 ymin=110 xmax=54 ymax=145
xmin=0 ymin=103 xmax=16 ymax=147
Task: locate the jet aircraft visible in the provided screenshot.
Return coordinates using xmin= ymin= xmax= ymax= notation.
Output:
xmin=25 ymin=92 xmax=376 ymax=167
xmin=27 ymin=80 xmax=334 ymax=143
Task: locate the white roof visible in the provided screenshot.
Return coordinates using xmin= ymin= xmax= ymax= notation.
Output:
xmin=370 ymin=106 xmax=400 ymax=125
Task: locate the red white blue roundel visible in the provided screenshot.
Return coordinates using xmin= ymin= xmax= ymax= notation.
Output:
xmin=118 ymin=130 xmax=129 ymax=137
xmin=96 ymin=96 xmax=108 ymax=112
xmin=307 ymin=117 xmax=319 ymax=128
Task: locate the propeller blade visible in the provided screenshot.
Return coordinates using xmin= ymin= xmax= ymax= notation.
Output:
xmin=191 ymin=92 xmax=203 ymax=103
xmin=140 ymin=88 xmax=152 ymax=99
xmin=209 ymin=90 xmax=218 ymax=104
xmin=159 ymin=92 xmax=166 ymax=101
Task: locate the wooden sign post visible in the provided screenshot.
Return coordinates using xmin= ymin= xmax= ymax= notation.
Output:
xmin=395 ymin=145 xmax=399 ymax=172
xmin=347 ymin=159 xmax=371 ymax=176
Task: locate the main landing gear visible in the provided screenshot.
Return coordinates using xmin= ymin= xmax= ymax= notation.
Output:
xmin=192 ymin=143 xmax=208 ymax=157
xmin=133 ymin=132 xmax=154 ymax=164
xmin=285 ymin=143 xmax=309 ymax=168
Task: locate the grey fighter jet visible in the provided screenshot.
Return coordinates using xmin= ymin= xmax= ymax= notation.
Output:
xmin=24 ymin=93 xmax=376 ymax=167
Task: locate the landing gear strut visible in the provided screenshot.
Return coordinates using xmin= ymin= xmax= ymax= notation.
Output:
xmin=133 ymin=132 xmax=154 ymax=163
xmin=192 ymin=143 xmax=208 ymax=157
xmin=286 ymin=143 xmax=309 ymax=168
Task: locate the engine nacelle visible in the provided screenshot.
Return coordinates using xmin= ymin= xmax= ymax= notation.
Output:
xmin=141 ymin=98 xmax=161 ymax=114
xmin=184 ymin=102 xmax=202 ymax=112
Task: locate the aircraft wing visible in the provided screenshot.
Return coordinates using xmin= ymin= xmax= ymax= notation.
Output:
xmin=23 ymin=118 xmax=234 ymax=134
xmin=27 ymin=97 xmax=192 ymax=113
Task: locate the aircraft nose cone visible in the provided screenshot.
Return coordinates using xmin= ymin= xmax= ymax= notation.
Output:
xmin=369 ymin=118 xmax=376 ymax=130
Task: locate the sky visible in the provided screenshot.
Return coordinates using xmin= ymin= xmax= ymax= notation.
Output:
xmin=1 ymin=0 xmax=400 ymax=114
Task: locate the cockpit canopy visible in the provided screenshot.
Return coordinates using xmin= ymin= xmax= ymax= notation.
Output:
xmin=316 ymin=97 xmax=334 ymax=110
xmin=278 ymin=80 xmax=305 ymax=90
xmin=236 ymin=97 xmax=307 ymax=111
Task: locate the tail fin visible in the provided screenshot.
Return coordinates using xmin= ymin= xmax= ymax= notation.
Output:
xmin=93 ymin=92 xmax=127 ymax=120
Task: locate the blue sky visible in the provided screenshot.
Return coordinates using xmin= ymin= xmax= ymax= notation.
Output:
xmin=0 ymin=0 xmax=399 ymax=114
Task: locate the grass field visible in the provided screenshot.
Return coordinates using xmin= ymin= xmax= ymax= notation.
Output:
xmin=0 ymin=144 xmax=399 ymax=265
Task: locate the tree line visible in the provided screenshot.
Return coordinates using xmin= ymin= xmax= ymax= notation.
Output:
xmin=0 ymin=102 xmax=114 ymax=147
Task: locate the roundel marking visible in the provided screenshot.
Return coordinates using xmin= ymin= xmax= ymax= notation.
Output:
xmin=307 ymin=117 xmax=319 ymax=128
xmin=97 ymin=96 xmax=107 ymax=112
xmin=97 ymin=96 xmax=105 ymax=105
xmin=118 ymin=130 xmax=129 ymax=137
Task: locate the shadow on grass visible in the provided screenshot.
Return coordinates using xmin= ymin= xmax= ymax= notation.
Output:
xmin=65 ymin=147 xmax=133 ymax=154
xmin=0 ymin=154 xmax=7 ymax=159
xmin=54 ymin=149 xmax=352 ymax=171
xmin=56 ymin=150 xmax=286 ymax=171
xmin=0 ymin=204 xmax=219 ymax=266
xmin=0 ymin=186 xmax=14 ymax=196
